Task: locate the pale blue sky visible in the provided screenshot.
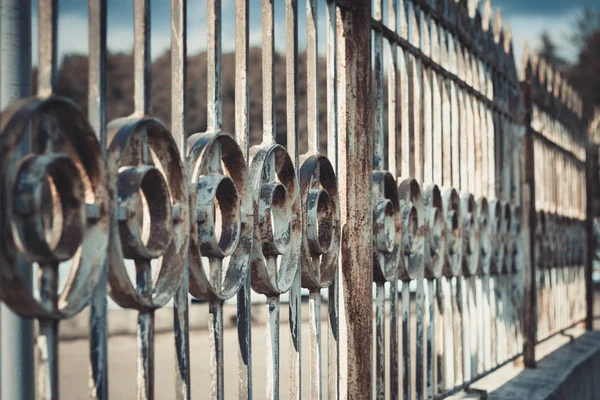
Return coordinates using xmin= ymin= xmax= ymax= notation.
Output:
xmin=32 ymin=0 xmax=598 ymax=66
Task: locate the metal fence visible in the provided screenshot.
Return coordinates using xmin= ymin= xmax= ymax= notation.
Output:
xmin=0 ymin=0 xmax=592 ymax=399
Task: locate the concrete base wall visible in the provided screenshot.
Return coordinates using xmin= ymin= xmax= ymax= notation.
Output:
xmin=488 ymin=331 xmax=600 ymax=400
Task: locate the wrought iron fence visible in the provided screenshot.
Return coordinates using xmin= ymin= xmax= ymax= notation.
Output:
xmin=0 ymin=0 xmax=592 ymax=399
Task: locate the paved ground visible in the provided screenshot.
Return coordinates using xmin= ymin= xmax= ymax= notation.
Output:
xmin=59 ymin=305 xmax=332 ymax=399
xmin=57 ymin=292 xmax=600 ymax=399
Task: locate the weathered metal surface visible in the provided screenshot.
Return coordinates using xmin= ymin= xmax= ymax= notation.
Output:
xmin=0 ymin=0 xmax=592 ymax=399
xmin=0 ymin=4 xmax=109 ymax=400
xmin=0 ymin=0 xmax=35 ymax=398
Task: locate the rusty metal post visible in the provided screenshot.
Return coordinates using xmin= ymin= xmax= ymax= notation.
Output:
xmin=336 ymin=1 xmax=373 ymax=398
xmin=520 ymin=79 xmax=537 ymax=368
xmin=0 ymin=0 xmax=35 ymax=398
xmin=585 ymin=140 xmax=598 ymax=330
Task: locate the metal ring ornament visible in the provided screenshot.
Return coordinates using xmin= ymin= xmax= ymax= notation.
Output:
xmin=461 ymin=192 xmax=480 ymax=277
xmin=477 ymin=197 xmax=491 ymax=275
xmin=564 ymin=218 xmax=573 ymax=267
xmin=249 ymin=144 xmax=302 ymax=296
xmin=106 ymin=117 xmax=189 ymax=312
xmin=0 ymin=96 xmax=109 ymax=319
xmin=299 ymin=154 xmax=340 ymax=291
xmin=547 ymin=213 xmax=555 ymax=269
xmin=372 ymin=171 xmax=403 ymax=283
xmin=503 ymin=204 xmax=515 ymax=273
xmin=398 ymin=178 xmax=425 ymax=280
xmin=508 ymin=205 xmax=520 ymax=272
xmin=560 ymin=217 xmax=569 ymax=267
xmin=576 ymin=221 xmax=586 ymax=265
xmin=488 ymin=199 xmax=505 ymax=274
xmin=536 ymin=211 xmax=546 ymax=269
xmin=186 ymin=131 xmax=253 ymax=301
xmin=441 ymin=187 xmax=462 ymax=277
xmin=423 ymin=184 xmax=446 ymax=279
xmin=555 ymin=215 xmax=563 ymax=267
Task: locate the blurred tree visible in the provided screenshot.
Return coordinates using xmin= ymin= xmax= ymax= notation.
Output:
xmin=538 ymin=31 xmax=568 ymax=70
xmin=566 ymin=7 xmax=600 ymax=123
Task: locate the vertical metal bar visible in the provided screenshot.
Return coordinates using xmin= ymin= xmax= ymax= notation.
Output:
xmin=171 ymin=0 xmax=190 ymax=397
xmin=206 ymin=1 xmax=226 ymax=397
xmin=402 ymin=280 xmax=411 ymax=400
xmin=387 ymin=0 xmax=398 ymax=178
xmin=37 ymin=0 xmax=57 ymax=97
xmin=262 ymin=0 xmax=275 ymax=144
xmin=266 ymin=296 xmax=281 ymax=400
xmin=235 ymin=0 xmax=252 ymax=397
xmin=390 ymin=280 xmax=399 ymax=400
xmin=373 ymin=1 xmax=386 ymax=398
xmin=585 ymin=142 xmax=597 ymax=330
xmin=426 ymin=279 xmax=436 ymax=398
xmin=36 ymin=1 xmax=59 ymax=397
xmin=207 ymin=0 xmax=222 ymax=132
xmin=375 ymin=283 xmax=385 ymax=400
xmin=521 ymin=79 xmax=537 ymax=368
xmin=458 ymin=276 xmax=470 ymax=383
xmin=325 ymin=2 xmax=339 ymax=398
xmin=467 ymin=277 xmax=477 ymax=378
xmin=309 ymin=291 xmax=322 ymax=400
xmin=88 ymin=0 xmax=108 ymax=398
xmin=337 ymin=2 xmax=373 ymax=397
xmin=442 ymin=277 xmax=454 ymax=389
xmin=137 ymin=265 xmax=155 ymax=400
xmin=482 ymin=275 xmax=491 ymax=371
xmin=286 ymin=1 xmax=301 ymax=398
xmin=373 ymin=0 xmax=384 ymax=171
xmin=38 ymin=264 xmax=59 ymax=400
xmin=134 ymin=0 xmax=151 ymax=115
xmin=0 ymin=1 xmax=34 ymax=399
xmin=415 ymin=277 xmax=425 ymax=400
xmin=306 ymin=0 xmax=319 ymax=154
xmin=209 ymin=300 xmax=225 ymax=400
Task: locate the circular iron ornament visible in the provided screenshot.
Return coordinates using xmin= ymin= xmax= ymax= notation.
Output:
xmin=557 ymin=216 xmax=567 ymax=267
xmin=477 ymin=198 xmax=492 ymax=275
xmin=503 ymin=204 xmax=515 ymax=273
xmin=507 ymin=205 xmax=520 ymax=273
xmin=105 ymin=117 xmax=189 ymax=312
xmin=441 ymin=187 xmax=462 ymax=277
xmin=576 ymin=221 xmax=586 ymax=265
xmin=461 ymin=192 xmax=480 ymax=277
xmin=488 ymin=199 xmax=505 ymax=274
xmin=186 ymin=132 xmax=253 ymax=301
xmin=398 ymin=178 xmax=425 ymax=280
xmin=423 ymin=184 xmax=446 ymax=279
xmin=566 ymin=220 xmax=572 ymax=265
xmin=300 ymin=154 xmax=340 ymax=290
xmin=372 ymin=171 xmax=403 ymax=283
xmin=248 ymin=144 xmax=302 ymax=296
xmin=0 ymin=96 xmax=109 ymax=319
xmin=535 ymin=211 xmax=546 ymax=270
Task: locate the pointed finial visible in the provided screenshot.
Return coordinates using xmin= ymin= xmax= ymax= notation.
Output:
xmin=537 ymin=56 xmax=546 ymax=85
xmin=482 ymin=0 xmax=492 ymax=31
xmin=493 ymin=8 xmax=503 ymax=42
xmin=468 ymin=0 xmax=480 ymax=18
xmin=548 ymin=65 xmax=556 ymax=94
xmin=561 ymin=80 xmax=569 ymax=104
xmin=520 ymin=41 xmax=532 ymax=80
xmin=553 ymin=70 xmax=562 ymax=98
xmin=503 ymin=22 xmax=512 ymax=53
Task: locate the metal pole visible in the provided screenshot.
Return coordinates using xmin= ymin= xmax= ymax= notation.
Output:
xmin=0 ymin=0 xmax=35 ymax=398
xmin=585 ymin=141 xmax=598 ymax=330
xmin=336 ymin=1 xmax=373 ymax=398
